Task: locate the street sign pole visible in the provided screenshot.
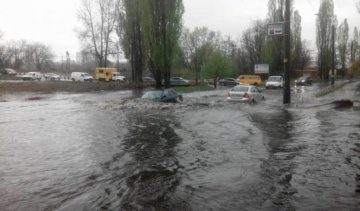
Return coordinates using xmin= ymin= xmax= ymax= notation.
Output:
xmin=283 ymin=0 xmax=291 ymax=104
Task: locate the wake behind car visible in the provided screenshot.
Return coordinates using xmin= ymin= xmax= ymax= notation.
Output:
xmin=141 ymin=88 xmax=183 ymax=103
xmin=227 ymin=84 xmax=265 ymax=103
xmin=265 ymin=75 xmax=283 ymax=89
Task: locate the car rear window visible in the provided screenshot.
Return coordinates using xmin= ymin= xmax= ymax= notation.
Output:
xmin=232 ymin=86 xmax=249 ymax=92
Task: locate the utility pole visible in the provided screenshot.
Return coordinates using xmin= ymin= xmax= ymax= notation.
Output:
xmin=331 ymin=25 xmax=335 ymax=85
xmin=283 ymin=0 xmax=291 ymax=104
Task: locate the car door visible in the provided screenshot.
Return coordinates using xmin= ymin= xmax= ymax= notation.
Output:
xmin=251 ymin=87 xmax=261 ymax=101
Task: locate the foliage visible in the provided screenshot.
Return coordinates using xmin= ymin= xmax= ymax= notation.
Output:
xmin=180 ymin=27 xmax=228 ymax=83
xmin=202 ymin=50 xmax=235 ymax=79
xmin=241 ymin=20 xmax=267 ymax=71
xmin=77 ymin=0 xmax=119 ymax=67
xmin=350 ymin=59 xmax=360 ymax=78
xmin=316 ymin=0 xmax=337 ymax=80
xmin=350 ymin=27 xmax=359 ymax=63
xmin=173 ymin=84 xmax=214 ymax=93
xmin=117 ymin=0 xmax=144 ymax=83
xmin=337 ymin=19 xmax=349 ymax=76
xmin=141 ymin=0 xmax=184 ymax=88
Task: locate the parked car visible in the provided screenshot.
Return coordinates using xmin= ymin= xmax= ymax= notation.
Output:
xmin=295 ymin=76 xmax=312 ymax=86
xmin=22 ymin=72 xmax=42 ymax=81
xmin=227 ymin=84 xmax=265 ymax=103
xmin=236 ymin=75 xmax=262 ymax=86
xmin=44 ymin=73 xmax=61 ymax=81
xmin=219 ymin=78 xmax=238 ymax=86
xmin=265 ymin=75 xmax=283 ymax=89
xmin=70 ymin=72 xmax=93 ymax=82
xmin=143 ymin=77 xmax=156 ymax=86
xmin=0 ymin=68 xmax=17 ymax=75
xmin=141 ymin=88 xmax=183 ymax=103
xmin=170 ymin=77 xmax=190 ymax=86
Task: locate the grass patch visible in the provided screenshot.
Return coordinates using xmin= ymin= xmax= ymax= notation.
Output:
xmin=173 ymin=84 xmax=214 ymax=93
xmin=315 ymin=81 xmax=350 ymax=97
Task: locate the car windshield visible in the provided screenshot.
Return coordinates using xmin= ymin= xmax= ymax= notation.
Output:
xmin=268 ymin=76 xmax=281 ymax=81
xmin=141 ymin=90 xmax=163 ymax=99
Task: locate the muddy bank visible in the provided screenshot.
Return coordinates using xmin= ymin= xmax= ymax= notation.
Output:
xmin=0 ymin=81 xmax=133 ymax=94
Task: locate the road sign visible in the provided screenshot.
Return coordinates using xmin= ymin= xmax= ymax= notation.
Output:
xmin=268 ymin=23 xmax=284 ymax=36
xmin=255 ymin=64 xmax=269 ymax=74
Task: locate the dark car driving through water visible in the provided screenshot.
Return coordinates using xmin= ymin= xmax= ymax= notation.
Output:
xmin=295 ymin=76 xmax=312 ymax=86
xmin=141 ymin=88 xmax=183 ymax=103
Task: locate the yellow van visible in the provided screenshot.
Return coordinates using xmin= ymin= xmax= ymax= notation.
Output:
xmin=237 ymin=75 xmax=262 ymax=86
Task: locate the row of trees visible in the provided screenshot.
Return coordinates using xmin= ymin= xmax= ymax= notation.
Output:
xmin=76 ymin=0 xmax=360 ymax=86
xmin=0 ymin=37 xmax=55 ymax=72
xmin=78 ymin=0 xmax=183 ymax=88
xmin=77 ymin=0 xmax=315 ymax=88
xmin=316 ymin=0 xmax=360 ymax=79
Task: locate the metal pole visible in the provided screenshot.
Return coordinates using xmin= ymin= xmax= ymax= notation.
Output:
xmin=283 ymin=0 xmax=291 ymax=104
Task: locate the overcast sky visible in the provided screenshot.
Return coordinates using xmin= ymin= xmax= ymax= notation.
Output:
xmin=0 ymin=0 xmax=358 ymax=61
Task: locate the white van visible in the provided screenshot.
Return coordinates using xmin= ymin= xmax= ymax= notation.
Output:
xmin=70 ymin=72 xmax=93 ymax=82
xmin=265 ymin=75 xmax=284 ymax=89
xmin=22 ymin=72 xmax=42 ymax=81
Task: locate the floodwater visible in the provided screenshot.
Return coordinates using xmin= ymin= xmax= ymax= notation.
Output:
xmin=0 ymin=82 xmax=359 ymax=211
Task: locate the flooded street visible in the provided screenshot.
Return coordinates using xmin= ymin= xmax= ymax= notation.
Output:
xmin=0 ymin=82 xmax=359 ymax=211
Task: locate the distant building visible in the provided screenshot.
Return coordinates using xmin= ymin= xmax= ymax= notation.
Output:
xmin=295 ymin=65 xmax=319 ymax=79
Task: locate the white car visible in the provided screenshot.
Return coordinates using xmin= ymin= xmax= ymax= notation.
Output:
xmin=45 ymin=73 xmax=61 ymax=81
xmin=265 ymin=76 xmax=283 ymax=89
xmin=112 ymin=73 xmax=126 ymax=82
xmin=70 ymin=72 xmax=93 ymax=82
xmin=227 ymin=85 xmax=265 ymax=103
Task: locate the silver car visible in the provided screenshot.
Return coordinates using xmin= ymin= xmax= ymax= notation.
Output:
xmin=227 ymin=85 xmax=265 ymax=103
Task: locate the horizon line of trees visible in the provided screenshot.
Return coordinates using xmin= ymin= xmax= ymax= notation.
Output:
xmin=2 ymin=0 xmax=359 ymax=80
xmin=0 ymin=38 xmax=56 ymax=72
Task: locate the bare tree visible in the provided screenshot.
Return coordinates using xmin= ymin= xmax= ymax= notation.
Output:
xmin=78 ymin=0 xmax=120 ymax=67
xmin=241 ymin=20 xmax=267 ymax=70
xmin=29 ymin=43 xmax=54 ymax=71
